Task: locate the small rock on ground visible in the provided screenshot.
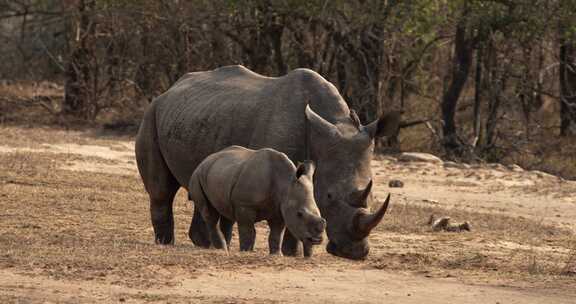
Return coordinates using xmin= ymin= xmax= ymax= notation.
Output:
xmin=486 ymin=163 xmax=507 ymax=171
xmin=507 ymin=164 xmax=524 ymax=172
xmin=376 ymin=155 xmax=397 ymax=162
xmin=443 ymin=161 xmax=470 ymax=169
xmin=429 ymin=215 xmax=471 ymax=232
xmin=531 ymin=170 xmax=557 ymax=179
xmin=398 ymin=152 xmax=443 ymax=164
xmin=389 ymin=180 xmax=404 ymax=188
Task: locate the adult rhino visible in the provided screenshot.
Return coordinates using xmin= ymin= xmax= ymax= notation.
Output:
xmin=135 ymin=65 xmax=399 ymax=260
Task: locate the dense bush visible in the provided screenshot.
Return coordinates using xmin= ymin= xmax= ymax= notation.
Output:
xmin=1 ymin=0 xmax=576 ymax=177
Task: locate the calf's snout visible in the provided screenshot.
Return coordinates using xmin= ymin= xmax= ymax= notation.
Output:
xmin=313 ymin=218 xmax=326 ymax=235
xmin=308 ymin=217 xmax=326 ymax=238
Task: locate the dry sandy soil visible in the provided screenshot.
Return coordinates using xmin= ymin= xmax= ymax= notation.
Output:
xmin=1 ymin=126 xmax=575 ymax=303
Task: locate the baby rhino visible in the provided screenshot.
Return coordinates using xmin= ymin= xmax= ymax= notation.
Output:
xmin=188 ymin=145 xmax=326 ymax=256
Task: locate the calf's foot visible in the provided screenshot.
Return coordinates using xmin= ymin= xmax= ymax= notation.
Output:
xmin=281 ymin=230 xmax=301 ymax=256
xmin=189 ymin=208 xmax=210 ymax=248
xmin=303 ymin=242 xmax=314 ymax=258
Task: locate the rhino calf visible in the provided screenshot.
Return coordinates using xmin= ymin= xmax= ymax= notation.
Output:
xmin=188 ymin=145 xmax=326 ymax=256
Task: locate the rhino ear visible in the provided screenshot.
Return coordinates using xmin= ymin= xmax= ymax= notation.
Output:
xmin=364 ymin=110 xmax=403 ymax=138
xmin=304 ymin=160 xmax=315 ymax=177
xmin=306 ymin=105 xmax=341 ymax=140
xmin=349 ymin=109 xmax=362 ymax=130
xmin=296 ymin=161 xmax=315 ymax=180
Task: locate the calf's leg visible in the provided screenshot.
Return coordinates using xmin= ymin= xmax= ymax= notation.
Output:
xmin=236 ymin=207 xmax=257 ymax=251
xmin=238 ymin=224 xmax=256 ymax=251
xmin=281 ymin=230 xmax=302 ymax=256
xmin=187 ymin=176 xmax=214 ymax=249
xmin=200 ymin=205 xmax=227 ymax=251
xmin=267 ymin=219 xmax=285 ymax=255
xmin=189 ymin=208 xmax=210 ymax=248
xmin=303 ymin=242 xmax=314 ymax=258
xmin=219 ymin=217 xmax=235 ymax=248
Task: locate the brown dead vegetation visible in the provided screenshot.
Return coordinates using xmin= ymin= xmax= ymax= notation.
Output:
xmin=1 ymin=126 xmax=575 ymax=300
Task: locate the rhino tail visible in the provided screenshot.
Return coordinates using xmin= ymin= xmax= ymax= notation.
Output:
xmin=193 ymin=173 xmax=212 ymax=208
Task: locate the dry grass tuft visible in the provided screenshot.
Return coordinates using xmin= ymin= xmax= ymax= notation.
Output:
xmin=0 ymin=125 xmax=575 ymax=292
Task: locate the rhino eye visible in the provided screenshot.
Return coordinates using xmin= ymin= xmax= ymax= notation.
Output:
xmin=297 ymin=211 xmax=303 ymax=218
xmin=327 ymin=193 xmax=333 ymax=200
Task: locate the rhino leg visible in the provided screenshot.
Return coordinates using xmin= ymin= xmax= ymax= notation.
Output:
xmin=135 ymin=106 xmax=179 ymax=245
xmin=238 ymin=223 xmax=256 ymax=251
xmin=303 ymin=242 xmax=314 ymax=258
xmin=267 ymin=219 xmax=285 ymax=255
xmin=219 ymin=217 xmax=234 ymax=248
xmin=236 ymin=207 xmax=257 ymax=251
xmin=281 ymin=230 xmax=302 ymax=256
xmin=189 ymin=208 xmax=210 ymax=248
xmin=199 ymin=204 xmax=227 ymax=251
xmin=150 ymin=196 xmax=177 ymax=245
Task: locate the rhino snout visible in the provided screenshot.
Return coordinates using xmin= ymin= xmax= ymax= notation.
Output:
xmin=305 ymin=218 xmax=325 ymax=245
xmin=326 ymin=240 xmax=369 ymax=260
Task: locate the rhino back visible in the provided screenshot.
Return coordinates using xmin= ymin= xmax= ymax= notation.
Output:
xmin=153 ymin=65 xmax=350 ymax=187
xmin=230 ymin=148 xmax=295 ymax=215
xmin=197 ymin=146 xmax=256 ymax=219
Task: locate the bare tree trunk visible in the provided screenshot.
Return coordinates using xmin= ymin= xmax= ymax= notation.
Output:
xmin=472 ymin=46 xmax=483 ymax=148
xmin=559 ymin=41 xmax=576 ymax=136
xmin=269 ymin=20 xmax=286 ymax=75
xmin=63 ymin=0 xmax=95 ymax=118
xmin=483 ymin=42 xmax=506 ymax=153
xmin=135 ymin=30 xmax=156 ymax=103
xmin=441 ymin=14 xmax=474 ymax=157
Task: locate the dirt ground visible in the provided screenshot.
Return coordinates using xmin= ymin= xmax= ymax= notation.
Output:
xmin=1 ymin=125 xmax=575 ymax=303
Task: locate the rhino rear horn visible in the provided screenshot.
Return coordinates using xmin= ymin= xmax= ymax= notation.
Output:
xmin=349 ymin=180 xmax=373 ymax=208
xmin=349 ymin=109 xmax=362 ymax=130
xmin=305 ymin=104 xmax=341 ymax=139
xmin=364 ymin=111 xmax=402 ymax=138
xmin=353 ymin=193 xmax=390 ymax=238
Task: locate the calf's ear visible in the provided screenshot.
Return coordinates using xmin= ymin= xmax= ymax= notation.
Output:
xmin=364 ymin=110 xmax=403 ymax=138
xmin=295 ymin=161 xmax=315 ymax=179
xmin=296 ymin=163 xmax=307 ymax=179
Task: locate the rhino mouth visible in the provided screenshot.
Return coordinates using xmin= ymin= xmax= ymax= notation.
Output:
xmin=326 ymin=241 xmax=368 ymax=260
xmin=306 ymin=236 xmax=323 ymax=245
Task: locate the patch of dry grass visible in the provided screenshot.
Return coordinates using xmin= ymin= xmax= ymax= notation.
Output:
xmin=0 ymin=127 xmax=575 ymax=291
xmin=0 ymin=149 xmax=332 ymax=288
xmin=369 ymin=200 xmax=576 ymax=284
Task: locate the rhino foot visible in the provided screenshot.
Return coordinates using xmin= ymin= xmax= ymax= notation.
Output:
xmin=189 ymin=209 xmax=211 ymax=248
xmin=154 ymin=232 xmax=174 ymax=245
xmin=189 ymin=229 xmax=211 ymax=248
xmin=281 ymin=231 xmax=302 ymax=256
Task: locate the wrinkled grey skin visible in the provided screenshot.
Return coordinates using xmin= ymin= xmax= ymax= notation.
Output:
xmin=188 ymin=146 xmax=325 ymax=255
xmin=135 ymin=65 xmax=398 ymax=260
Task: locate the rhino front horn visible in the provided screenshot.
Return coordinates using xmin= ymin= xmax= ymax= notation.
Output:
xmin=353 ymin=193 xmax=391 ymax=237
